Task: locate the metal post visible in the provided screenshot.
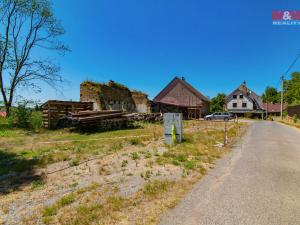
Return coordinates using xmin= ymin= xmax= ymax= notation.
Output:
xmin=224 ymin=121 xmax=228 ymax=146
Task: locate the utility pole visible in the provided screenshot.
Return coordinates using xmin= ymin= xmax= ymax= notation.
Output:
xmin=280 ymin=76 xmax=284 ymax=120
xmin=266 ymin=102 xmax=268 ymax=120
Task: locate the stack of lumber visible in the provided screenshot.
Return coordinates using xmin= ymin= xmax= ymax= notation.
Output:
xmin=41 ymin=100 xmax=93 ymax=129
xmin=67 ymin=110 xmax=130 ymax=130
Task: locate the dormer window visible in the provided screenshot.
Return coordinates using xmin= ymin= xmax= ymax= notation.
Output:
xmin=239 ymin=94 xmax=243 ymax=99
xmin=233 ymin=95 xmax=237 ymax=99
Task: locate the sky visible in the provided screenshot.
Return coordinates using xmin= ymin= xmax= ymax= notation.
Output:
xmin=17 ymin=0 xmax=300 ymax=102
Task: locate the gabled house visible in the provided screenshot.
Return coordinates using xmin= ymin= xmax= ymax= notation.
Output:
xmin=152 ymin=77 xmax=209 ymax=119
xmin=225 ymin=81 xmax=264 ymax=116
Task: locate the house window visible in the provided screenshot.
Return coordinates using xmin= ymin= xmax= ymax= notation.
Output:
xmin=233 ymin=95 xmax=237 ymax=99
xmin=240 ymin=94 xmax=243 ymax=99
xmin=232 ymin=103 xmax=237 ymax=108
xmin=242 ymin=103 xmax=247 ymax=108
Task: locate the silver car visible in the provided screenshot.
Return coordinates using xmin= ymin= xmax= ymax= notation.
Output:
xmin=204 ymin=112 xmax=234 ymax=121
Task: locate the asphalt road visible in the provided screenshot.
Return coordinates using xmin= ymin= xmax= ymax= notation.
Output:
xmin=159 ymin=121 xmax=300 ymax=225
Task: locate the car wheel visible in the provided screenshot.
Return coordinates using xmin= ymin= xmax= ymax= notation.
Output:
xmin=224 ymin=118 xmax=229 ymax=122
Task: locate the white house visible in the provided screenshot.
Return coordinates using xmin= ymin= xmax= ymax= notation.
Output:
xmin=225 ymin=81 xmax=264 ymax=116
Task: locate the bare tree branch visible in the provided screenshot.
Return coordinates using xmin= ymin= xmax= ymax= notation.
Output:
xmin=0 ymin=0 xmax=69 ymax=115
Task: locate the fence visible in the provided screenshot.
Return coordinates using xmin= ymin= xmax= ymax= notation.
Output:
xmin=287 ymin=105 xmax=300 ymax=118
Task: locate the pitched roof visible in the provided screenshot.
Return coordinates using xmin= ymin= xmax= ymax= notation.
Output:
xmin=225 ymin=82 xmax=263 ymax=109
xmin=153 ymin=77 xmax=209 ymax=105
xmin=262 ymin=103 xmax=287 ymax=112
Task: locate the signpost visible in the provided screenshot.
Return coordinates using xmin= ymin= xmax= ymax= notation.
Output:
xmin=224 ymin=120 xmax=228 ymax=146
xmin=163 ymin=113 xmax=182 ymax=145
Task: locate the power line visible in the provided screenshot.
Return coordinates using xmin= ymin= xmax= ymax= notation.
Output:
xmin=280 ymin=53 xmax=300 ymax=119
xmin=285 ymin=53 xmax=300 ymax=76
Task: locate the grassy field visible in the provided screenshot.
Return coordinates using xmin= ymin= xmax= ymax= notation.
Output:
xmin=0 ymin=118 xmax=247 ymax=225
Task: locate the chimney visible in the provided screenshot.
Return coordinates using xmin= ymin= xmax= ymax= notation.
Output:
xmin=181 ymin=76 xmax=185 ymax=81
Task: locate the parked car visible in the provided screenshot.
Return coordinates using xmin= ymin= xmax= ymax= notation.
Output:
xmin=204 ymin=112 xmax=234 ymax=121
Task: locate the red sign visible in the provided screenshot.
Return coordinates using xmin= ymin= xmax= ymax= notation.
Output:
xmin=272 ymin=11 xmax=300 ymax=20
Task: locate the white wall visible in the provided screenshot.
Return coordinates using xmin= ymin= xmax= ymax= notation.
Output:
xmin=227 ymin=92 xmax=253 ymax=110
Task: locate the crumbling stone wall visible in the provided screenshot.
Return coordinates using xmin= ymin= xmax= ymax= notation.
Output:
xmin=80 ymin=80 xmax=150 ymax=113
xmin=131 ymin=91 xmax=150 ymax=113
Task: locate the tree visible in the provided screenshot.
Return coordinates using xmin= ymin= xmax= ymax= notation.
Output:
xmin=262 ymin=86 xmax=280 ymax=103
xmin=285 ymin=72 xmax=300 ymax=105
xmin=210 ymin=93 xmax=226 ymax=112
xmin=0 ymin=0 xmax=68 ymax=116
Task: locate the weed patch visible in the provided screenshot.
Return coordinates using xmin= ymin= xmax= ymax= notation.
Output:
xmin=31 ymin=180 xmax=45 ymax=190
xmin=131 ymin=152 xmax=140 ymax=160
xmin=143 ymin=180 xmax=170 ymax=196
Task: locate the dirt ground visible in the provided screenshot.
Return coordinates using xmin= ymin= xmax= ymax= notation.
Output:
xmin=0 ymin=120 xmax=247 ymax=225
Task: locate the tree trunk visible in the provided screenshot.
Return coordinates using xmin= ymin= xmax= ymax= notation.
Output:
xmin=5 ymin=102 xmax=11 ymax=117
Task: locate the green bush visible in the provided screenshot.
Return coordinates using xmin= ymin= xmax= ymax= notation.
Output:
xmin=7 ymin=102 xmax=42 ymax=130
xmin=30 ymin=111 xmax=43 ymax=131
xmin=293 ymin=114 xmax=298 ymax=123
xmin=8 ymin=103 xmax=31 ymax=128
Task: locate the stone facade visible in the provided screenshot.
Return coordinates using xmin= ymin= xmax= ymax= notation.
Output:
xmin=80 ymin=80 xmax=150 ymax=113
xmin=131 ymin=91 xmax=151 ymax=113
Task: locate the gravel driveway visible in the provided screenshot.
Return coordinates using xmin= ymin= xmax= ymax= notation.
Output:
xmin=159 ymin=121 xmax=300 ymax=225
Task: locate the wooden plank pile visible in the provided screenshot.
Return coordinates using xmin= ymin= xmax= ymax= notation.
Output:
xmin=41 ymin=100 xmax=162 ymax=130
xmin=69 ymin=110 xmax=130 ymax=130
xmin=41 ymin=100 xmax=93 ymax=129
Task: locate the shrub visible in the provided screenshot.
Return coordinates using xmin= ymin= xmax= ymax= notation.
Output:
xmin=30 ymin=111 xmax=43 ymax=132
xmin=8 ymin=103 xmax=31 ymax=128
xmin=293 ymin=114 xmax=298 ymax=123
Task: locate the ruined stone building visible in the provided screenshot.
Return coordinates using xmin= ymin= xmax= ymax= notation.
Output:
xmin=80 ymin=80 xmax=150 ymax=113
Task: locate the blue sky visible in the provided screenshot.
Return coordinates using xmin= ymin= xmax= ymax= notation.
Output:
xmin=21 ymin=0 xmax=300 ymax=102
